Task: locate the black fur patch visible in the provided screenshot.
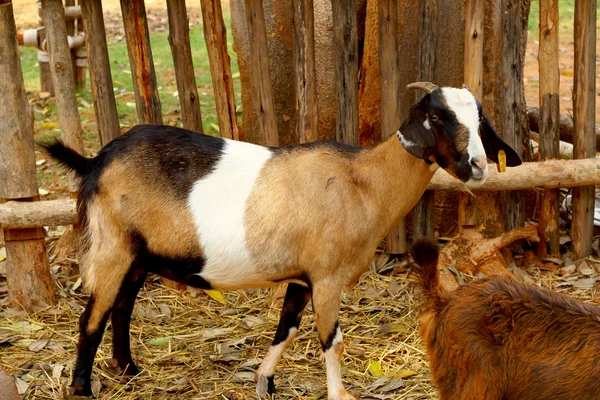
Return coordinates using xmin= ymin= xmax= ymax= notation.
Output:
xmin=129 ymin=231 xmax=212 ymax=289
xmin=270 ymin=140 xmax=365 ymax=158
xmin=272 ymin=283 xmax=311 ymax=346
xmin=267 ymin=375 xmax=276 ymax=395
xmin=322 ymin=321 xmax=340 ymax=351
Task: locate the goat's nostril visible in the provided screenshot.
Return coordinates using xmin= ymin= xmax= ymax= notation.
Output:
xmin=471 ymin=158 xmax=487 ymax=171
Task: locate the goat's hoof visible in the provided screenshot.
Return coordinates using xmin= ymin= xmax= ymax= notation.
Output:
xmin=328 ymin=389 xmax=356 ymax=400
xmin=255 ymin=374 xmax=276 ymax=398
xmin=102 ymin=358 xmax=139 ymax=376
xmin=63 ymin=381 xmax=92 ymax=398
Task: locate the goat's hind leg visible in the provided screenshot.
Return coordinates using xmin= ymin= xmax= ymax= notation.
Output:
xmin=256 ymin=283 xmax=311 ymax=397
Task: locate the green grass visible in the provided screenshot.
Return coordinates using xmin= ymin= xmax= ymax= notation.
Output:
xmin=19 ymin=16 xmax=240 ymax=150
xmin=528 ymin=0 xmax=576 ymax=38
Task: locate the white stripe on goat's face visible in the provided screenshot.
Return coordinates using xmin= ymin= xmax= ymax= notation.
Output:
xmin=440 ymin=87 xmax=488 ymax=182
xmin=188 ymin=139 xmax=272 ymax=289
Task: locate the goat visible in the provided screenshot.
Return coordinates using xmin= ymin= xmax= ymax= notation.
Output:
xmin=41 ymin=82 xmax=520 ymax=399
xmin=411 ymin=237 xmax=600 ymax=400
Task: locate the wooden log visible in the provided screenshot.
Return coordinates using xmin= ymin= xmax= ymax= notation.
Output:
xmin=571 ymin=0 xmax=597 ymax=258
xmin=412 ymin=0 xmax=438 ymax=240
xmin=331 ymin=0 xmax=359 ymax=146
xmin=527 ymin=106 xmax=600 ymax=152
xmin=120 ymin=0 xmax=163 ymax=125
xmin=41 ymin=0 xmax=85 ymax=193
xmin=458 ymin=0 xmax=484 ymax=232
xmin=167 ymin=0 xmax=204 ymax=133
xmin=81 ymin=0 xmax=120 ymax=145
xmin=64 ymin=5 xmax=82 ymax=20
xmin=379 ymin=0 xmax=406 ymax=251
xmin=293 ymin=0 xmax=318 ymax=143
xmin=429 ymin=159 xmax=600 ymax=192
xmin=0 ymin=199 xmax=77 ymax=229
xmin=199 ymin=0 xmax=239 ymax=140
xmin=537 ymin=0 xmax=560 ymax=257
xmin=243 ymin=0 xmax=278 ymax=146
xmin=0 ymin=0 xmax=54 ymax=310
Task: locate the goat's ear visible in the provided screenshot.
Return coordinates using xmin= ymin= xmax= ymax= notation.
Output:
xmin=397 ymin=96 xmax=436 ymax=159
xmin=480 ymin=110 xmax=522 ymax=167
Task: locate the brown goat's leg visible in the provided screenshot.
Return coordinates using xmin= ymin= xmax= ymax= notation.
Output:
xmin=255 ymin=283 xmax=311 ymax=397
xmin=111 ymin=268 xmax=147 ymax=376
xmin=312 ymin=283 xmax=356 ymax=400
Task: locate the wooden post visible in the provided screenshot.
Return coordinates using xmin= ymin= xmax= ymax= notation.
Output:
xmin=120 ymin=0 xmax=163 ymax=125
xmin=41 ymin=0 xmax=85 ymax=193
xmin=81 ymin=0 xmax=120 ymax=145
xmin=379 ymin=0 xmax=405 ymax=252
xmin=243 ymin=0 xmax=278 ymax=146
xmin=537 ymin=0 xmax=560 ymax=257
xmin=458 ymin=0 xmax=484 ymax=232
xmin=293 ymin=0 xmax=318 ymax=143
xmin=199 ymin=0 xmax=239 ymax=140
xmin=37 ymin=1 xmax=54 ymax=95
xmin=411 ymin=0 xmax=438 ymax=239
xmin=74 ymin=0 xmax=86 ymax=89
xmin=65 ymin=0 xmax=77 ymax=85
xmin=167 ymin=0 xmax=204 ymax=133
xmin=0 ymin=0 xmax=54 ymax=310
xmin=571 ymin=0 xmax=597 ymax=258
xmin=332 ymin=0 xmax=359 ymax=146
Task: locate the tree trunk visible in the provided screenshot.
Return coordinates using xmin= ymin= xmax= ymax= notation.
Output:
xmin=167 ymin=0 xmax=204 ymax=133
xmin=571 ymin=0 xmax=597 ymax=258
xmin=200 ymin=0 xmax=239 ymax=140
xmin=536 ymin=0 xmax=560 ymax=257
xmin=120 ymin=0 xmax=163 ymax=125
xmin=81 ymin=0 xmax=121 ymax=145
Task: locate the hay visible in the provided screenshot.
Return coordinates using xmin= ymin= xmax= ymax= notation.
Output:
xmin=1 ymin=242 xmax=599 ymax=399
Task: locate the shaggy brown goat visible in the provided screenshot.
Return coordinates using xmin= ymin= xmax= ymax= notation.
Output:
xmin=411 ymin=237 xmax=600 ymax=400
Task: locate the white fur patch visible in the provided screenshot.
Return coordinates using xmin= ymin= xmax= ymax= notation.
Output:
xmin=257 ymin=327 xmax=298 ymax=377
xmin=324 ymin=326 xmax=348 ymax=398
xmin=396 ymin=130 xmax=419 ymax=153
xmin=422 ymin=119 xmax=431 ymax=130
xmin=441 ymin=87 xmax=488 ymax=179
xmin=188 ymin=139 xmax=272 ymax=289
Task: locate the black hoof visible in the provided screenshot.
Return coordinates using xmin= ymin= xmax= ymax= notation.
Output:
xmin=68 ymin=380 xmax=92 ymax=397
xmin=103 ymin=358 xmax=139 ymax=376
xmin=267 ymin=375 xmax=276 ymax=395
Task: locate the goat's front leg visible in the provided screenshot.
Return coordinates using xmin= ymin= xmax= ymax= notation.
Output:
xmin=256 ymin=283 xmax=311 ymax=397
xmin=312 ymin=282 xmax=356 ymax=400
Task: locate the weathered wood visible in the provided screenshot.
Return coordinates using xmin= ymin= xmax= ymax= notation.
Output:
xmin=41 ymin=0 xmax=85 ymax=193
xmin=199 ymin=0 xmax=239 ymax=140
xmin=0 ymin=1 xmax=54 ymax=310
xmin=458 ymin=0 xmax=484 ymax=232
xmin=332 ymin=0 xmax=359 ymax=146
xmin=167 ymin=0 xmax=204 ymax=133
xmin=412 ymin=0 xmax=438 ymax=240
xmin=0 ymin=199 xmax=77 ymax=229
xmin=379 ymin=0 xmax=405 ymax=251
xmin=74 ymin=0 xmax=86 ymax=89
xmin=293 ymin=0 xmax=318 ymax=143
xmin=65 ymin=0 xmax=76 ymax=84
xmin=571 ymin=0 xmax=597 ymax=258
xmin=500 ymin=0 xmax=530 ymax=233
xmin=429 ymin=159 xmax=600 ymax=192
xmin=120 ymin=0 xmax=163 ymax=125
xmin=537 ymin=0 xmax=560 ymax=257
xmin=81 ymin=0 xmax=120 ymax=145
xmin=37 ymin=2 xmax=54 ymax=96
xmin=527 ymin=106 xmax=600 ymax=152
xmin=243 ymin=0 xmax=278 ymax=146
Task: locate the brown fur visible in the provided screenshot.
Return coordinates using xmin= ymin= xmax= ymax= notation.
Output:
xmin=412 ymin=238 xmax=600 ymax=400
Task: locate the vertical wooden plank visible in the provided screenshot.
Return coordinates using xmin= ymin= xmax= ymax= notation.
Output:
xmin=199 ymin=0 xmax=239 ymax=140
xmin=37 ymin=1 xmax=54 ymax=95
xmin=293 ymin=0 xmax=318 ymax=143
xmin=458 ymin=0 xmax=484 ymax=232
xmin=0 ymin=0 xmax=54 ymax=310
xmin=120 ymin=0 xmax=163 ymax=125
xmin=379 ymin=0 xmax=405 ymax=252
xmin=243 ymin=0 xmax=278 ymax=145
xmin=81 ymin=0 xmax=121 ymax=145
xmin=41 ymin=0 xmax=85 ymax=193
xmin=411 ymin=0 xmax=437 ymax=239
xmin=167 ymin=0 xmax=204 ymax=133
xmin=331 ymin=0 xmax=359 ymax=146
xmin=74 ymin=0 xmax=86 ymax=89
xmin=537 ymin=0 xmax=560 ymax=256
xmin=571 ymin=0 xmax=597 ymax=258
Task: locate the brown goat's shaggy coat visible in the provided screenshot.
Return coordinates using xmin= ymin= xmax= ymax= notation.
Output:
xmin=412 ymin=238 xmax=600 ymax=400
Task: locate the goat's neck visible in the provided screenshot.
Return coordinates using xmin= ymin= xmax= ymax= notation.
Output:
xmin=353 ymin=135 xmax=438 ymax=234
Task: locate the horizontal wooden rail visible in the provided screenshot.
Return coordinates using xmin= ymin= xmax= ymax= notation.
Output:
xmin=0 ymin=158 xmax=598 ymax=229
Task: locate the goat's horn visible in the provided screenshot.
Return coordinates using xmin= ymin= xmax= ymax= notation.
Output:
xmin=407 ymin=82 xmax=438 ymax=93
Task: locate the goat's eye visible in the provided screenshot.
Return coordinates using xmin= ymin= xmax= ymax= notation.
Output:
xmin=479 ymin=115 xmax=484 ymax=123
xmin=430 ymin=114 xmax=439 ymax=122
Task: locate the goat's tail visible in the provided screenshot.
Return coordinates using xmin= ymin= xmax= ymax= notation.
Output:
xmin=411 ymin=237 xmax=446 ymax=309
xmin=37 ymin=139 xmax=93 ymax=178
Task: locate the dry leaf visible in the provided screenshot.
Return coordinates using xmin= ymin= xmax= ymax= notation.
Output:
xmin=28 ymin=338 xmax=49 ymax=352
xmin=146 ymin=336 xmax=172 ymax=346
xmin=204 ymin=290 xmax=227 ymax=305
xmin=367 ymin=360 xmax=384 ymax=378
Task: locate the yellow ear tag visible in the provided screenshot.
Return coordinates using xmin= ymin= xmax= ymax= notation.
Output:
xmin=497 ymin=150 xmax=506 ymax=173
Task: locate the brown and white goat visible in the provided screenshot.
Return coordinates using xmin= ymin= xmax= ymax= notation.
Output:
xmin=42 ymin=82 xmax=520 ymax=399
xmin=411 ymin=238 xmax=600 ymax=400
